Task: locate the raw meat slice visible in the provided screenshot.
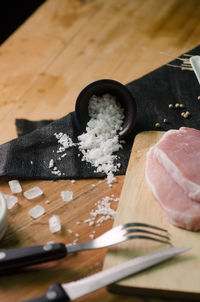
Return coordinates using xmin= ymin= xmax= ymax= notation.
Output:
xmin=154 ymin=127 xmax=200 ymax=201
xmin=146 ymin=146 xmax=200 ymax=231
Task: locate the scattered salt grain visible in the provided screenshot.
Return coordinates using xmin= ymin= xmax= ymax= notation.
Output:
xmin=8 ymin=180 xmax=22 ymax=194
xmin=61 ymin=153 xmax=67 ymax=158
xmin=4 ymin=194 xmax=18 ymax=209
xmin=91 ymin=184 xmax=96 ymax=187
xmin=67 ymin=229 xmax=73 ymax=234
xmin=84 ymin=195 xmax=117 ymax=226
xmin=45 ymin=200 xmax=51 ymax=204
xmin=49 ymin=215 xmax=61 ymax=233
xmin=75 ymin=233 xmax=80 ymax=237
xmin=24 ymin=186 xmax=43 ymax=200
xmin=29 ymin=205 xmax=45 ymax=219
xmin=30 ymin=161 xmax=34 ymax=165
xmin=71 ymin=180 xmax=76 ymax=184
xmin=60 ymin=190 xmax=73 ymax=202
xmin=88 ymin=220 xmax=95 ymax=226
xmin=77 ymin=94 xmax=124 ymax=185
xmin=54 ymin=132 xmax=75 ymax=153
xmin=49 ymin=159 xmax=54 ymax=168
xmin=73 ymin=239 xmax=78 ymax=245
xmin=89 ymin=234 xmax=94 ymax=239
xmin=76 ymin=221 xmax=81 ymax=225
xmin=51 ymin=166 xmax=61 ymax=176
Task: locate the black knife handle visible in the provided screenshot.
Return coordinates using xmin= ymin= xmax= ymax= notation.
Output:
xmin=23 ymin=284 xmax=70 ymax=302
xmin=0 ymin=243 xmax=67 ymax=271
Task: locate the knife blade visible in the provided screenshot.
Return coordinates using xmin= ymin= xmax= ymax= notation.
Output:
xmin=23 ymin=247 xmax=189 ymax=302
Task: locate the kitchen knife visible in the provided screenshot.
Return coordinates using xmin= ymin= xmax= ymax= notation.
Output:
xmin=23 ymin=247 xmax=189 ymax=302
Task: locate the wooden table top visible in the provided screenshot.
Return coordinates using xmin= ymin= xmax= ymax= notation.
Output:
xmin=0 ymin=0 xmax=199 ymax=301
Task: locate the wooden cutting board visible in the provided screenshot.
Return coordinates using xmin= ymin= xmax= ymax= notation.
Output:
xmin=103 ymin=131 xmax=200 ymax=300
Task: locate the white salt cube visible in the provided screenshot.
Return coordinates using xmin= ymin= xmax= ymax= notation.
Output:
xmin=60 ymin=191 xmax=73 ymax=202
xmin=29 ymin=205 xmax=45 ymax=219
xmin=24 ymin=186 xmax=43 ymax=200
xmin=8 ymin=180 xmax=22 ymax=194
xmin=4 ymin=194 xmax=18 ymax=209
xmin=49 ymin=215 xmax=61 ymax=233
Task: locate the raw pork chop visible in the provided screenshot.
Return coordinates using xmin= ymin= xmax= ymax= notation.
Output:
xmin=146 ymin=146 xmax=200 ymax=231
xmin=154 ymin=127 xmax=200 ymax=201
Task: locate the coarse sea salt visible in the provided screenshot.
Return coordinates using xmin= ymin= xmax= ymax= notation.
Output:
xmin=78 ymin=94 xmax=124 ymax=184
xmin=8 ymin=180 xmax=22 ymax=194
xmin=24 ymin=186 xmax=43 ymax=200
xmin=84 ymin=195 xmax=118 ymax=226
xmin=54 ymin=132 xmax=75 ymax=153
xmin=49 ymin=159 xmax=54 ymax=168
xmin=49 ymin=215 xmax=61 ymax=233
xmin=60 ymin=190 xmax=73 ymax=202
xmin=4 ymin=194 xmax=18 ymax=209
xmin=29 ymin=205 xmax=45 ymax=219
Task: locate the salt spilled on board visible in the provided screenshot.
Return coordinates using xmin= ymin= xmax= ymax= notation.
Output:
xmin=78 ymin=94 xmax=124 ymax=184
xmin=29 ymin=205 xmax=45 ymax=219
xmin=48 ymin=133 xmax=76 ymax=176
xmin=60 ymin=190 xmax=73 ymax=202
xmin=49 ymin=215 xmax=61 ymax=233
xmin=8 ymin=180 xmax=22 ymax=194
xmin=24 ymin=186 xmax=43 ymax=200
xmin=4 ymin=194 xmax=18 ymax=209
xmin=84 ymin=195 xmax=119 ymax=226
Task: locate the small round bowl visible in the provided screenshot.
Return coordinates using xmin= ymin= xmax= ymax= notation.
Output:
xmin=0 ymin=193 xmax=8 ymax=240
xmin=75 ymin=79 xmax=137 ymax=139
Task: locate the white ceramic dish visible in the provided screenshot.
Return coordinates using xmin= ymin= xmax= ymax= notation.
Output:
xmin=0 ymin=193 xmax=8 ymax=240
xmin=190 ymin=56 xmax=200 ymax=85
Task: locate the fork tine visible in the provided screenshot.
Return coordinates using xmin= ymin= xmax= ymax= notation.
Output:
xmin=127 ymin=234 xmax=171 ymax=245
xmin=125 ymin=228 xmax=169 ymax=240
xmin=123 ymin=222 xmax=168 ymax=232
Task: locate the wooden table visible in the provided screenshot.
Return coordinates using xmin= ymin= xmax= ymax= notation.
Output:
xmin=0 ymin=0 xmax=199 ymax=301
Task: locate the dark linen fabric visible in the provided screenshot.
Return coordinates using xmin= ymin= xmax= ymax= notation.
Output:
xmin=0 ymin=46 xmax=199 ymax=179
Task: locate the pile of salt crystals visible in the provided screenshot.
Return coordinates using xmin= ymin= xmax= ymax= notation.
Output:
xmin=78 ymin=94 xmax=125 ymax=185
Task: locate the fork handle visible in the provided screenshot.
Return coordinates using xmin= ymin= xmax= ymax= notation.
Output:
xmin=0 ymin=243 xmax=67 ymax=271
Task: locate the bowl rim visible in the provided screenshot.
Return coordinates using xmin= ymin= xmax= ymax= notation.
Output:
xmin=75 ymin=79 xmax=137 ymax=139
xmin=0 ymin=192 xmax=7 ymax=228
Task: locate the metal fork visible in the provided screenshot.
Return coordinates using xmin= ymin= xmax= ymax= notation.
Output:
xmin=67 ymin=222 xmax=170 ymax=253
xmin=0 ymin=222 xmax=170 ymax=271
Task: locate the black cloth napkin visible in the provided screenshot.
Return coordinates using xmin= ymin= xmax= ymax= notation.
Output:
xmin=1 ymin=45 xmax=200 ymax=179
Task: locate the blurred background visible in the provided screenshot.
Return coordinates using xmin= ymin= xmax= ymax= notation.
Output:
xmin=0 ymin=0 xmax=45 ymax=44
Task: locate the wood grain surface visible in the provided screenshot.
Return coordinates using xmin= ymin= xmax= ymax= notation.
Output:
xmin=0 ymin=0 xmax=200 ymax=301
xmin=104 ymin=131 xmax=200 ymax=300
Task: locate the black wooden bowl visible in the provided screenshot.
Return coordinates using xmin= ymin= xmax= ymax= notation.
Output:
xmin=75 ymin=79 xmax=137 ymax=139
